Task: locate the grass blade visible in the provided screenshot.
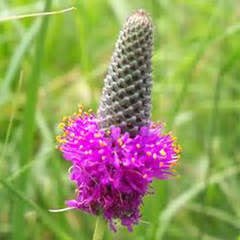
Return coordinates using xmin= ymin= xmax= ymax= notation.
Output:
xmin=0 ymin=71 xmax=23 ymax=172
xmin=186 ymin=203 xmax=240 ymax=230
xmin=0 ymin=179 xmax=71 ymax=240
xmin=0 ymin=19 xmax=41 ymax=106
xmin=0 ymin=6 xmax=76 ymax=22
xmin=11 ymin=1 xmax=52 ymax=240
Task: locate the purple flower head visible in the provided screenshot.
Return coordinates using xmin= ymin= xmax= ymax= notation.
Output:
xmin=56 ymin=106 xmax=181 ymax=231
xmin=56 ymin=9 xmax=182 ymax=231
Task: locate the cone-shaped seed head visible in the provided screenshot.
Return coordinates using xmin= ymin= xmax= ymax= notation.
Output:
xmin=98 ymin=10 xmax=153 ymax=137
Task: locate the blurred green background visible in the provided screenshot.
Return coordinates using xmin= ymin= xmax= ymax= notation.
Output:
xmin=1 ymin=0 xmax=240 ymax=239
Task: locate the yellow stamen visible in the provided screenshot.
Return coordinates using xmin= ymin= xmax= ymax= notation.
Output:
xmin=171 ymin=136 xmax=177 ymax=141
xmin=94 ymin=133 xmax=101 ymax=138
xmin=160 ymin=149 xmax=166 ymax=156
xmin=117 ymin=138 xmax=123 ymax=146
xmin=62 ymin=116 xmax=68 ymax=122
xmin=56 ymin=136 xmax=66 ymax=143
xmin=153 ymin=153 xmax=157 ymax=160
xmin=170 ymin=162 xmax=179 ymax=168
xmin=152 ymin=123 xmax=157 ymax=128
xmin=174 ymin=148 xmax=180 ymax=154
xmin=174 ymin=145 xmax=182 ymax=154
xmin=159 ymin=162 xmax=164 ymax=167
xmin=56 ymin=136 xmax=61 ymax=142
xmin=99 ymin=140 xmax=107 ymax=147
xmin=146 ymin=151 xmax=152 ymax=156
xmin=58 ymin=122 xmax=65 ymax=129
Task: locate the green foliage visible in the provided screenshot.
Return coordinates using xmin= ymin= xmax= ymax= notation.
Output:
xmin=1 ymin=0 xmax=240 ymax=239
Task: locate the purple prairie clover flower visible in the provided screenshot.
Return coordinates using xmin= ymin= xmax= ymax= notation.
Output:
xmin=56 ymin=107 xmax=181 ymax=231
xmin=56 ymin=10 xmax=182 ymax=232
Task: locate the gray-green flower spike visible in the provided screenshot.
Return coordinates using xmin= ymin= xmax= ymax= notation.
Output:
xmin=98 ymin=9 xmax=153 ymax=137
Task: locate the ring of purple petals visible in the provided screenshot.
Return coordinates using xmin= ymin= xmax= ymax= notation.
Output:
xmin=56 ymin=105 xmax=181 ymax=231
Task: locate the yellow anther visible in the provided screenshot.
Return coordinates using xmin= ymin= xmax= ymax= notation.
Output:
xmin=160 ymin=149 xmax=166 ymax=156
xmin=153 ymin=153 xmax=157 ymax=160
xmin=56 ymin=136 xmax=66 ymax=144
xmin=174 ymin=145 xmax=182 ymax=154
xmin=94 ymin=133 xmax=102 ymax=138
xmin=146 ymin=151 xmax=152 ymax=156
xmin=170 ymin=162 xmax=179 ymax=168
xmin=65 ymin=130 xmax=69 ymax=134
xmin=78 ymin=104 xmax=84 ymax=109
xmin=67 ymin=122 xmax=72 ymax=127
xmin=117 ymin=138 xmax=123 ymax=146
xmin=174 ymin=148 xmax=180 ymax=154
xmin=132 ymin=157 xmax=135 ymax=163
xmin=62 ymin=116 xmax=69 ymax=122
xmin=56 ymin=136 xmax=61 ymax=142
xmin=58 ymin=122 xmax=65 ymax=129
xmin=99 ymin=140 xmax=107 ymax=147
xmin=171 ymin=136 xmax=177 ymax=141
xmin=159 ymin=162 xmax=164 ymax=167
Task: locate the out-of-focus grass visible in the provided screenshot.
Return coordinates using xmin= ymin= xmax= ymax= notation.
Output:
xmin=0 ymin=0 xmax=240 ymax=240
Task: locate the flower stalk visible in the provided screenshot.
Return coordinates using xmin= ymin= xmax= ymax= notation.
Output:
xmin=92 ymin=216 xmax=106 ymax=240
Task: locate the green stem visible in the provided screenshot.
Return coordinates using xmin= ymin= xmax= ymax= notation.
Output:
xmin=92 ymin=216 xmax=106 ymax=240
